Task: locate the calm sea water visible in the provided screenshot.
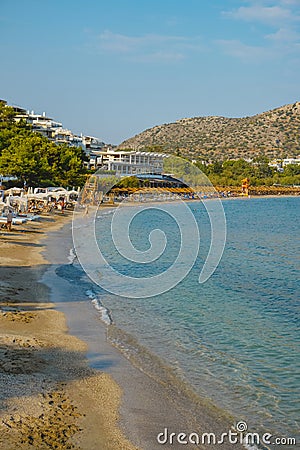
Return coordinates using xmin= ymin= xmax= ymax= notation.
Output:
xmin=93 ymin=197 xmax=299 ymax=439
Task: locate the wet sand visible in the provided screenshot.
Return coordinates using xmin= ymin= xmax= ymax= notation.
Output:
xmin=0 ymin=211 xmax=244 ymax=449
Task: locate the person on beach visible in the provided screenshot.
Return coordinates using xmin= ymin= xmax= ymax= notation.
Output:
xmin=57 ymin=199 xmax=64 ymax=213
xmin=6 ymin=211 xmax=13 ymax=232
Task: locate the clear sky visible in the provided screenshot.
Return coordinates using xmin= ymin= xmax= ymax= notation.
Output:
xmin=1 ymin=0 xmax=299 ymax=144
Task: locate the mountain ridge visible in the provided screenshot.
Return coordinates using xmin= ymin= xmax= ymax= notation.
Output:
xmin=119 ymin=102 xmax=300 ymax=160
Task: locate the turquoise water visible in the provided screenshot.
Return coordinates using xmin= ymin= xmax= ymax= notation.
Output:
xmin=94 ymin=197 xmax=300 ymax=439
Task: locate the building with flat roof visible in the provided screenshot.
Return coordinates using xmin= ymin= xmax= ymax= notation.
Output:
xmin=82 ymin=136 xmax=106 ymax=154
xmin=91 ymin=149 xmax=168 ymax=175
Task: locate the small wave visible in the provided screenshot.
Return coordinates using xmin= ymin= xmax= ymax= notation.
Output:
xmin=97 ymin=209 xmax=115 ymax=218
xmin=67 ymin=248 xmax=77 ymax=264
xmin=86 ymin=290 xmax=113 ymax=325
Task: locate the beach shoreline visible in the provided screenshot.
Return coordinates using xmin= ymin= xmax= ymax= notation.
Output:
xmin=42 ymin=212 xmax=247 ymax=449
xmin=0 ymin=208 xmax=249 ymax=449
xmin=0 ymin=213 xmax=138 ymax=450
xmin=100 ymin=192 xmax=299 ymax=209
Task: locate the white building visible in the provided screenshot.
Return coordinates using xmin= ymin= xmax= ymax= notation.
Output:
xmin=268 ymin=157 xmax=300 ymax=172
xmin=92 ymin=149 xmax=168 ymax=175
xmin=8 ymin=102 xmax=104 ymax=152
xmin=282 ymin=158 xmax=300 ymax=167
xmin=14 ymin=110 xmax=61 ymax=139
xmin=53 ymin=128 xmax=84 ymax=148
xmin=82 ymin=136 xmax=106 ymax=154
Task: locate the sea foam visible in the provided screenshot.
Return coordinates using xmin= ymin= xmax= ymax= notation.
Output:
xmin=86 ymin=289 xmax=113 ymax=325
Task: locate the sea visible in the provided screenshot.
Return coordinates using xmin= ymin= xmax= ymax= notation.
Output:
xmin=73 ymin=196 xmax=299 ymax=442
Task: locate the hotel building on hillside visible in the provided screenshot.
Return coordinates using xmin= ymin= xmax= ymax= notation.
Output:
xmin=2 ymin=100 xmax=167 ymax=176
xmin=2 ymin=100 xmax=106 ymax=152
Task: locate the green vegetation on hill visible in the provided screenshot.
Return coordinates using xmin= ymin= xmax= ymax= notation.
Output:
xmin=119 ymin=102 xmax=300 ymax=160
xmin=0 ymin=103 xmax=88 ymax=187
xmin=195 ymin=157 xmax=300 ymax=187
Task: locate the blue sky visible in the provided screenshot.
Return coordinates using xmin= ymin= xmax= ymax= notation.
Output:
xmin=1 ymin=0 xmax=299 ymax=144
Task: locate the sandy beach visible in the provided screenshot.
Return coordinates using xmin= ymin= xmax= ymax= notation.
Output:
xmin=0 ymin=213 xmax=138 ymax=450
xmin=0 ymin=209 xmax=245 ymax=450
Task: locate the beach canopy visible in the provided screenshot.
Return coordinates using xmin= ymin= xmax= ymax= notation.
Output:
xmin=5 ymin=187 xmax=25 ymax=195
xmin=26 ymin=192 xmax=52 ymax=201
xmin=46 ymin=187 xmax=67 ymax=193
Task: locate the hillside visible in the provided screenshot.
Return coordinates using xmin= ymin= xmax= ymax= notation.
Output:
xmin=119 ymin=102 xmax=300 ymax=160
xmin=0 ymin=103 xmax=87 ymax=187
